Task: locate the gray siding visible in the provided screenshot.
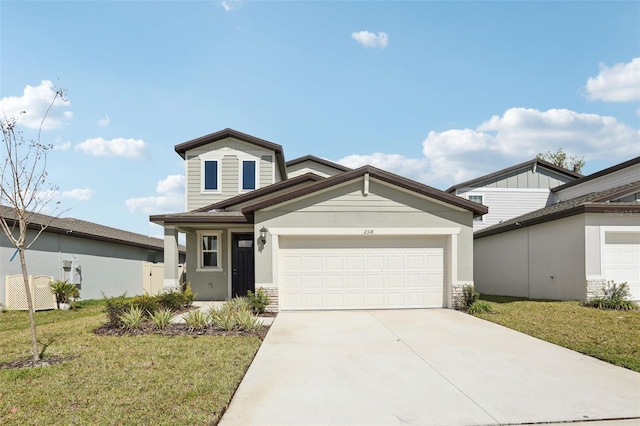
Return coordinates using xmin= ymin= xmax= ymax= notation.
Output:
xmin=554 ymin=163 xmax=640 ymax=201
xmin=468 ymin=165 xmax=575 ymax=190
xmin=0 ymin=230 xmax=163 ymax=304
xmin=185 ymin=137 xmax=278 ymax=211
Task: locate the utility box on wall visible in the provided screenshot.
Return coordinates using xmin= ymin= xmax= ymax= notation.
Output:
xmin=70 ymin=261 xmax=82 ymax=285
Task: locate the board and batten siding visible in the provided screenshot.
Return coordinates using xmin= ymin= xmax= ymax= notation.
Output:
xmin=459 ymin=188 xmax=552 ymax=230
xmin=553 ymin=162 xmax=640 ymax=201
xmin=467 ymin=165 xmax=576 ymax=190
xmin=184 ymin=136 xmax=278 ymax=211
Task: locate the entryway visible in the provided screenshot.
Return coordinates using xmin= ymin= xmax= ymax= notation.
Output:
xmin=231 ymin=233 xmax=255 ymax=297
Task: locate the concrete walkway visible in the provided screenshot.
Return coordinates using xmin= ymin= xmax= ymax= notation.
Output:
xmin=220 ymin=310 xmax=640 ymax=426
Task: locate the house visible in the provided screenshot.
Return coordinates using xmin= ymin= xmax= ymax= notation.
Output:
xmin=150 ymin=128 xmax=487 ymax=310
xmin=0 ymin=206 xmax=185 ymax=309
xmin=473 ymin=156 xmax=640 ymax=302
xmin=446 ymin=158 xmax=582 ymax=230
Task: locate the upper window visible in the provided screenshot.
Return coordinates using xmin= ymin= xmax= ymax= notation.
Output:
xmin=468 ymin=194 xmax=484 ymax=222
xmin=198 ymin=231 xmax=222 ymax=270
xmin=203 ymin=160 xmax=219 ymax=191
xmin=241 ymin=160 xmax=257 ymax=191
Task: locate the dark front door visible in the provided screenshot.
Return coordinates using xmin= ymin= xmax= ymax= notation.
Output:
xmin=232 ymin=233 xmax=255 ymax=297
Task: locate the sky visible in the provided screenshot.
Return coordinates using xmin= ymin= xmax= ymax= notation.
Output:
xmin=0 ymin=0 xmax=639 ymax=240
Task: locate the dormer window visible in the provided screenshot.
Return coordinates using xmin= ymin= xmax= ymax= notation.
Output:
xmin=203 ymin=159 xmax=220 ymax=192
xmin=241 ymin=160 xmax=257 ymax=191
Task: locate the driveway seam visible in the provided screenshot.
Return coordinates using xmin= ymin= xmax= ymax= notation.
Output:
xmin=367 ymin=309 xmax=501 ymax=425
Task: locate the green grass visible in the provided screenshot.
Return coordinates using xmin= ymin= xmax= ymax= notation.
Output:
xmin=0 ymin=300 xmax=262 ymax=425
xmin=474 ymin=295 xmax=640 ymax=372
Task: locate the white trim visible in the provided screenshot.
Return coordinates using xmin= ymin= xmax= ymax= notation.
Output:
xmin=599 ymin=226 xmax=640 ymax=283
xmin=200 ymin=158 xmax=222 ymax=194
xmin=467 ymin=193 xmax=485 ymax=223
xmin=363 ymin=173 xmax=370 ymax=196
xmin=239 ymin=159 xmax=259 ymax=193
xmin=458 ymin=187 xmax=551 ymax=193
xmin=272 ymin=233 xmax=281 ymax=310
xmin=268 ymin=227 xmax=461 ymax=236
xmin=196 ymin=230 xmax=223 ymax=271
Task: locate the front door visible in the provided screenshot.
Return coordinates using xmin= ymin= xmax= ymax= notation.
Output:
xmin=232 ymin=233 xmax=255 ymax=297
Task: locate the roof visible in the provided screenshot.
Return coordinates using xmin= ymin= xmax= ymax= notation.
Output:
xmin=445 ymin=158 xmax=583 ymax=193
xmin=0 ymin=206 xmax=179 ymax=252
xmin=286 ymin=155 xmax=352 ymax=173
xmin=474 ymin=181 xmax=640 ymax=239
xmin=194 ymin=173 xmax=324 ymax=212
xmin=551 ymin=156 xmax=640 ymax=193
xmin=241 ymin=165 xmax=488 ymax=217
xmin=174 ymin=128 xmax=287 ymax=179
xmin=150 ymin=211 xmax=249 ymax=225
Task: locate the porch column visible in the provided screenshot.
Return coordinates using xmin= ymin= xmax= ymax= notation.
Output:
xmin=163 ymin=225 xmax=180 ymax=292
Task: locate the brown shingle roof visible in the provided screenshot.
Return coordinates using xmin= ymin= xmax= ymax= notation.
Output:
xmin=286 ymin=155 xmax=352 ymax=173
xmin=474 ymin=181 xmax=640 ymax=238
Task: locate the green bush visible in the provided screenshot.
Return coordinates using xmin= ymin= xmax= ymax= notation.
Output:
xmin=246 ymin=288 xmax=271 ymax=314
xmin=131 ymin=293 xmax=160 ymax=316
xmin=468 ymin=300 xmax=495 ymax=314
xmin=119 ymin=306 xmax=145 ymax=330
xmin=208 ymin=307 xmax=237 ymax=331
xmin=181 ymin=283 xmax=196 ymax=307
xmin=50 ymin=280 xmax=80 ymax=307
xmin=234 ymin=308 xmax=262 ymax=331
xmin=183 ymin=309 xmax=209 ymax=332
xmin=157 ymin=290 xmax=186 ymax=311
xmin=103 ymin=293 xmax=131 ymax=325
xmin=459 ymin=284 xmax=479 ymax=309
xmin=585 ymin=281 xmax=638 ymax=311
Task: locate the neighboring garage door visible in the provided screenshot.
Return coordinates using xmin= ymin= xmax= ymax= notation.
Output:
xmin=279 ymin=236 xmax=444 ymax=310
xmin=604 ymin=232 xmax=640 ymax=301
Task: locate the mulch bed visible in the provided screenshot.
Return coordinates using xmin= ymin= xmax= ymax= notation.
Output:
xmin=92 ymin=322 xmax=270 ymax=340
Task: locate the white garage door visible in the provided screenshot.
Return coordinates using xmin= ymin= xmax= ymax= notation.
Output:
xmin=279 ymin=236 xmax=445 ymax=310
xmin=604 ymin=232 xmax=640 ymax=301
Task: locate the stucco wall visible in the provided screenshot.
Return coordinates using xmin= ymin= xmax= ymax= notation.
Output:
xmin=0 ymin=230 xmax=163 ymax=304
xmin=475 ymin=214 xmax=587 ymax=300
xmin=254 ymin=179 xmax=474 ymax=288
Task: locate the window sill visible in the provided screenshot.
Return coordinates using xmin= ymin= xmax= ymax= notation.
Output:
xmin=196 ymin=267 xmax=224 ymax=273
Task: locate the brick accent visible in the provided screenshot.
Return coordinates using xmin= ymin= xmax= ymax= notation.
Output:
xmin=452 ymin=282 xmax=472 ymax=309
xmin=586 ymin=278 xmax=606 ymax=301
xmin=256 ymin=286 xmax=279 ymax=312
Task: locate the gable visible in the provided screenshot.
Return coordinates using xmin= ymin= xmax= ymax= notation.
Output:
xmin=458 ymin=164 xmax=576 ymax=191
xmin=286 ymin=155 xmax=351 ymax=178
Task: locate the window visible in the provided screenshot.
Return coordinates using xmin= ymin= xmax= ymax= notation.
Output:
xmin=468 ymin=194 xmax=484 ymax=222
xmin=203 ymin=160 xmax=219 ymax=191
xmin=241 ymin=160 xmax=257 ymax=191
xmin=198 ymin=231 xmax=222 ymax=269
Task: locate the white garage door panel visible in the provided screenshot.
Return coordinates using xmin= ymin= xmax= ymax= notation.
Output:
xmin=279 ymin=236 xmax=445 ymax=310
xmin=604 ymin=232 xmax=640 ymax=301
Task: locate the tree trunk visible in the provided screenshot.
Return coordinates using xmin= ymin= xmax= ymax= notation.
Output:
xmin=19 ymin=248 xmax=40 ymax=361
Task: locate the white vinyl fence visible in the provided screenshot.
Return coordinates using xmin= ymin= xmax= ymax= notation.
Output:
xmin=5 ymin=274 xmax=56 ymax=311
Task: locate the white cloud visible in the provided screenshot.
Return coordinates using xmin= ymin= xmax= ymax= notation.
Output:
xmin=0 ymin=80 xmax=72 ymax=130
xmin=221 ymin=1 xmax=239 ymax=12
xmin=586 ymin=58 xmax=640 ymax=102
xmin=53 ymin=140 xmax=72 ymax=151
xmin=98 ymin=115 xmax=111 ymax=127
xmin=351 ymin=31 xmax=389 ymax=49
xmin=61 ymin=188 xmax=95 ymax=201
xmin=125 ymin=174 xmax=185 ymax=214
xmin=337 ymin=107 xmax=639 ymax=189
xmin=75 ymin=137 xmax=147 ymax=158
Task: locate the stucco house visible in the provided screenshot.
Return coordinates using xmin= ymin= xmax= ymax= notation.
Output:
xmin=446 ymin=158 xmax=582 ymax=230
xmin=150 ymin=128 xmax=487 ymax=310
xmin=0 ymin=206 xmax=184 ymax=309
xmin=473 ymin=156 xmax=640 ymax=302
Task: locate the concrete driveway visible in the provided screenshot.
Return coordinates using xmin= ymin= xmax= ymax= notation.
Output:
xmin=220 ymin=310 xmax=640 ymax=426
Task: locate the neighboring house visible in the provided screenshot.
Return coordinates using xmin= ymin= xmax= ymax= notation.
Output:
xmin=0 ymin=206 xmax=185 ymax=308
xmin=446 ymin=158 xmax=582 ymax=230
xmin=473 ymin=156 xmax=640 ymax=302
xmin=150 ymin=128 xmax=487 ymax=311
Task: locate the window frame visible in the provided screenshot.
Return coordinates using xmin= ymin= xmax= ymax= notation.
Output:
xmin=239 ymin=159 xmax=258 ymax=193
xmin=467 ymin=193 xmax=485 ymax=222
xmin=197 ymin=230 xmax=223 ymax=271
xmin=201 ymin=159 xmax=221 ymax=193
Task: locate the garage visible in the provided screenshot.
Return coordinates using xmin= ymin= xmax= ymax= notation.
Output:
xmin=604 ymin=232 xmax=640 ymax=301
xmin=278 ymin=235 xmax=445 ymax=310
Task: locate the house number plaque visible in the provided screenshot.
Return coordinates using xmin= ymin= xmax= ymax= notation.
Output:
xmin=364 ymin=229 xmax=374 ymax=235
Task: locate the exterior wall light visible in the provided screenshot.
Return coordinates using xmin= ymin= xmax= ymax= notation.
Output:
xmin=259 ymin=227 xmax=268 ymax=245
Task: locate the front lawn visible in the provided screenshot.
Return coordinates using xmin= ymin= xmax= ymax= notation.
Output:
xmin=474 ymin=296 xmax=640 ymax=373
xmin=0 ymin=301 xmax=262 ymax=424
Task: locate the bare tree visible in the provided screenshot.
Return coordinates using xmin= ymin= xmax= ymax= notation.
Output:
xmin=0 ymin=88 xmax=65 ymax=363
xmin=537 ymin=148 xmax=586 ymax=174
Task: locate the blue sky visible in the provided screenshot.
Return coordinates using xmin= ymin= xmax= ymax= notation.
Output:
xmin=1 ymin=0 xmax=639 ymax=239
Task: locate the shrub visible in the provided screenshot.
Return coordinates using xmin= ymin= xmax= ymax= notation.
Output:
xmin=585 ymin=281 xmax=638 ymax=311
xmin=459 ymin=284 xmax=479 ymax=309
xmin=234 ymin=308 xmax=262 ymax=331
xmin=246 ymin=288 xmax=271 ymax=314
xmin=50 ymin=280 xmax=80 ymax=307
xmin=181 ymin=283 xmax=196 ymax=307
xmin=226 ymin=296 xmax=252 ymax=313
xmin=182 ymin=309 xmax=210 ymax=332
xmin=149 ymin=308 xmax=173 ymax=330
xmin=103 ymin=293 xmax=130 ymax=325
xmin=119 ymin=306 xmax=145 ymax=330
xmin=468 ymin=300 xmax=495 ymax=314
xmin=131 ymin=293 xmax=160 ymax=316
xmin=208 ymin=306 xmax=237 ymax=331
xmin=158 ymin=290 xmax=186 ymax=311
